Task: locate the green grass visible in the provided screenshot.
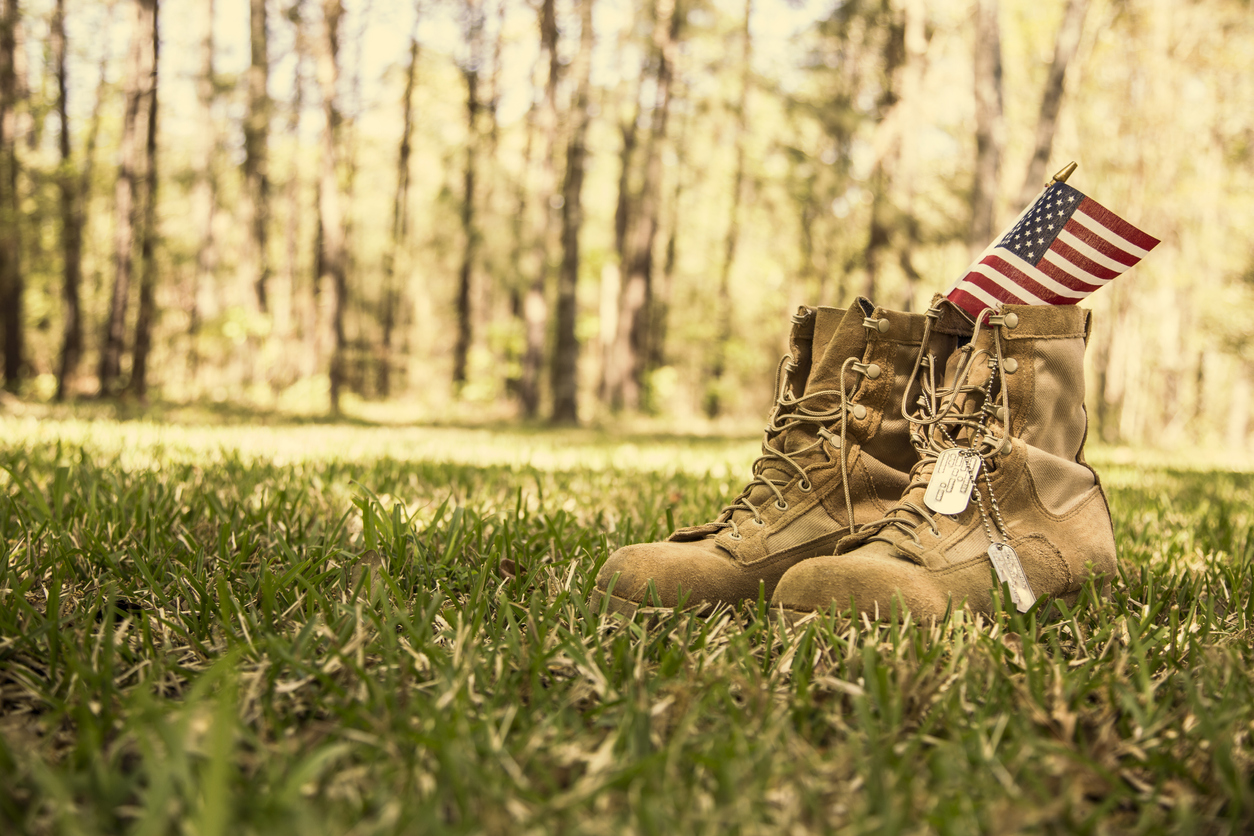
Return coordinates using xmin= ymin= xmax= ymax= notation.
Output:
xmin=2 ymin=414 xmax=1252 ymax=835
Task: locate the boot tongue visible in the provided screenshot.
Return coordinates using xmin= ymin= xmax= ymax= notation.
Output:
xmin=780 ymin=303 xmax=868 ymax=455
xmin=942 ymin=331 xmax=998 ymax=446
xmin=805 ymin=301 xmax=872 ymax=399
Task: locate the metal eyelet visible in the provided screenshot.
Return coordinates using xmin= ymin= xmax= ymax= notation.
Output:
xmin=729 ymin=531 xmax=743 ymax=541
xmin=863 ymin=317 xmax=890 ymax=334
xmin=798 ymin=479 xmax=813 ymax=492
xmin=753 ymin=517 xmax=765 ymax=526
xmin=775 ymin=500 xmax=788 ymax=511
xmin=852 ymin=361 xmax=881 ymax=380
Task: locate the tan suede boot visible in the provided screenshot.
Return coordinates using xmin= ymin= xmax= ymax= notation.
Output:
xmin=594 ymin=298 xmax=961 ymax=616
xmin=771 ymin=299 xmax=1118 ymax=621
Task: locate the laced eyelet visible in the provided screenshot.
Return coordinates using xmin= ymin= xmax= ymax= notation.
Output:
xmin=852 ymin=361 xmax=881 ymax=380
xmin=729 ymin=531 xmax=743 ymax=541
xmin=753 ymin=517 xmax=764 ymax=525
xmin=798 ymin=479 xmax=812 ymax=492
xmin=775 ymin=500 xmax=788 ymax=511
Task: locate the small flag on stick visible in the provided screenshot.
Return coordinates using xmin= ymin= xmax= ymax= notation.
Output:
xmin=946 ymin=174 xmax=1160 ymax=320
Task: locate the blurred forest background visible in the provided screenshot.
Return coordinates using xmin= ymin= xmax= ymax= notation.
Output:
xmin=0 ymin=0 xmax=1251 ymax=446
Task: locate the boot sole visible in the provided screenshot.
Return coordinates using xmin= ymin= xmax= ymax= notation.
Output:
xmin=588 ymin=587 xmax=641 ymax=618
xmin=589 ymin=587 xmax=739 ymax=619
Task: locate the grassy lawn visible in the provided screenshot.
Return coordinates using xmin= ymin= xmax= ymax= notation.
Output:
xmin=2 ymin=414 xmax=1252 ymax=834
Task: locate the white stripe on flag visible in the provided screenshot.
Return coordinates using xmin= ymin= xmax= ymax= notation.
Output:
xmin=1073 ymin=206 xmax=1153 ymax=258
xmin=1055 ymin=228 xmax=1131 ymax=273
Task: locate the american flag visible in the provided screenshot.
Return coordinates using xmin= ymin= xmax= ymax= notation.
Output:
xmin=946 ymin=181 xmax=1160 ymax=320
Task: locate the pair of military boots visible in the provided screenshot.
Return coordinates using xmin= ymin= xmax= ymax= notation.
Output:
xmin=593 ymin=296 xmax=1117 ymax=621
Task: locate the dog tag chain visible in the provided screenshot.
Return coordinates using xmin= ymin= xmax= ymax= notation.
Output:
xmin=924 ymin=448 xmax=982 ymax=515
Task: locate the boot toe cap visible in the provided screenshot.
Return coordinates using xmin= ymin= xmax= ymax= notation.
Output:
xmin=771 ymin=544 xmax=955 ymax=621
xmin=595 ymin=540 xmax=763 ymax=609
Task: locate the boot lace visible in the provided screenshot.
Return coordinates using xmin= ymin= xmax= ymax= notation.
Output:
xmin=714 ymin=353 xmax=875 ymax=540
xmin=856 ymin=306 xmax=1015 ymax=550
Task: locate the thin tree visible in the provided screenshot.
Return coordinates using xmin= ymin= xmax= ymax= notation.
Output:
xmin=53 ymin=0 xmax=85 ymax=400
xmin=187 ymin=0 xmax=217 ymax=388
xmin=244 ymin=0 xmax=272 ymax=313
xmin=283 ymin=0 xmax=310 ymax=383
xmin=605 ymin=0 xmax=679 ymax=411
xmin=380 ymin=11 xmax=420 ymax=398
xmin=518 ymin=0 xmax=559 ymax=417
xmin=99 ymin=0 xmax=157 ymax=395
xmin=706 ymin=0 xmax=753 ymax=419
xmin=861 ymin=10 xmax=907 ymax=302
xmin=129 ymin=0 xmax=159 ymax=398
xmin=0 ymin=0 xmax=22 ymax=391
xmin=600 ymin=30 xmax=643 ymax=404
xmin=1017 ymin=0 xmax=1089 ymax=207
xmin=969 ymin=0 xmax=1004 ymax=255
xmin=551 ymin=0 xmax=594 ymax=425
xmin=316 ymin=0 xmax=349 ymax=412
xmin=452 ymin=0 xmax=485 ymax=391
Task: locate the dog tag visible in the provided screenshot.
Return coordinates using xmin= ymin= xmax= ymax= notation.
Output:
xmin=924 ymin=448 xmax=981 ymax=515
xmin=988 ymin=543 xmax=1036 ymax=612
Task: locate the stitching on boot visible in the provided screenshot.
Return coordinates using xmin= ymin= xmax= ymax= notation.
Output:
xmin=1022 ymin=469 xmax=1106 ymax=522
xmin=1016 ymin=533 xmax=1073 ymax=591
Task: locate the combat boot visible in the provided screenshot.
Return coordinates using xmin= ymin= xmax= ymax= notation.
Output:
xmin=594 ymin=298 xmax=965 ymax=616
xmin=771 ymin=299 xmax=1118 ymax=621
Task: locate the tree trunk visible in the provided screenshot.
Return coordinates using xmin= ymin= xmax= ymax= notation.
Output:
xmin=861 ymin=14 xmax=906 ymax=303
xmin=600 ymin=93 xmax=639 ymax=404
xmin=1017 ymin=0 xmax=1089 ymax=207
xmin=53 ymin=0 xmax=82 ymax=401
xmin=706 ymin=0 xmax=752 ymax=419
xmin=99 ymin=0 xmax=157 ymax=396
xmin=551 ymin=0 xmax=594 ymax=425
xmin=283 ymin=0 xmax=310 ymax=384
xmin=129 ymin=0 xmax=160 ymax=399
xmin=187 ymin=0 xmax=218 ymax=390
xmin=452 ymin=0 xmax=484 ymax=391
xmin=969 ymin=0 xmax=1004 ymax=255
xmin=380 ymin=26 xmax=419 ymax=399
xmin=518 ymin=0 xmax=559 ymax=418
xmin=607 ymin=0 xmax=678 ymax=412
xmin=317 ymin=0 xmax=348 ymax=413
xmin=244 ymin=0 xmax=272 ymax=314
xmin=0 ymin=0 xmax=23 ymax=391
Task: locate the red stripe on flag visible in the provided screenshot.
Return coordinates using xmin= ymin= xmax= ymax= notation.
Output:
xmin=979 ymin=256 xmax=1077 ymax=305
xmin=1047 ymin=239 xmax=1121 ymax=281
xmin=1076 ymin=198 xmax=1161 ymax=251
xmin=960 ymin=270 xmax=1034 ymax=306
xmin=1062 ymin=218 xmax=1139 ymax=267
xmin=1034 ymin=253 xmax=1106 ymax=294
xmin=946 ymin=288 xmax=989 ymax=320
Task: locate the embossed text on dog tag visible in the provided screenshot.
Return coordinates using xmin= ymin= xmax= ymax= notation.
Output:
xmin=924 ymin=448 xmax=981 ymax=515
xmin=988 ymin=543 xmax=1036 ymax=612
